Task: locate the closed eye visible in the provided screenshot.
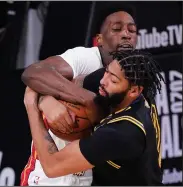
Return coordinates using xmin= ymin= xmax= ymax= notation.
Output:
xmin=111 ymin=80 xmax=117 ymax=84
xmin=112 ymin=28 xmax=121 ymax=32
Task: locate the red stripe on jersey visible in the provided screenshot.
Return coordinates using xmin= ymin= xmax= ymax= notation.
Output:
xmin=20 ymin=113 xmax=49 ymax=185
xmin=20 ymin=155 xmax=36 ymax=186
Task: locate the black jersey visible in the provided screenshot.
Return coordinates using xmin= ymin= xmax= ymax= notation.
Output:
xmin=80 ymin=68 xmax=163 ymax=186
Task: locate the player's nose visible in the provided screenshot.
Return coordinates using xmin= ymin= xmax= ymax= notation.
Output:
xmin=121 ymin=26 xmax=131 ymax=40
xmin=100 ymin=77 xmax=106 ymax=86
xmin=100 ymin=71 xmax=108 ymax=85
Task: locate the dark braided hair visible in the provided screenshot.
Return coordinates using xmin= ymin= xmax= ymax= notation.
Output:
xmin=110 ymin=50 xmax=165 ymax=100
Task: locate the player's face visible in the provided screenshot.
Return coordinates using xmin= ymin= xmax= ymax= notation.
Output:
xmin=94 ymin=59 xmax=143 ymax=109
xmin=99 ymin=60 xmax=130 ymax=98
xmin=97 ymin=11 xmax=137 ymax=52
xmin=94 ymin=60 xmax=129 ymax=109
xmin=98 ymin=59 xmax=142 ymax=108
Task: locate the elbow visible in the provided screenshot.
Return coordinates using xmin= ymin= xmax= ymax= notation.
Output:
xmin=40 ymin=157 xmax=62 ymax=178
xmin=44 ymin=168 xmax=56 ymax=178
xmin=21 ymin=64 xmax=38 ymax=86
xmin=42 ymin=164 xmax=62 ymax=178
xmin=21 ymin=69 xmax=30 ymax=85
xmin=41 ymin=162 xmax=55 ymax=178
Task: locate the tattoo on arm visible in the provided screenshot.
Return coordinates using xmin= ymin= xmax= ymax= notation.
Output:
xmin=44 ymin=133 xmax=58 ymax=154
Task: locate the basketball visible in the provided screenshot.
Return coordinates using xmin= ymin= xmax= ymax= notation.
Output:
xmin=44 ymin=100 xmax=92 ymax=141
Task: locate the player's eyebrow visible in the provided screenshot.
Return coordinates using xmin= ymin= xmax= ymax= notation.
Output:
xmin=106 ymin=66 xmax=121 ymax=81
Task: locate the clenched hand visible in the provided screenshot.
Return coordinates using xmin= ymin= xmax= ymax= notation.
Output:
xmin=38 ymin=96 xmax=76 ymax=133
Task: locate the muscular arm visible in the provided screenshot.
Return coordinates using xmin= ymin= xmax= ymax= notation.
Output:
xmin=22 ymin=56 xmax=73 ymax=95
xmin=25 ymin=101 xmax=93 ymax=178
xmin=22 ymin=56 xmax=95 ymax=106
xmin=26 ymin=93 xmax=145 ymax=178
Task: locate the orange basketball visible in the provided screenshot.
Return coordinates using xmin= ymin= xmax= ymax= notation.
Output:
xmin=45 ymin=100 xmax=92 ymax=141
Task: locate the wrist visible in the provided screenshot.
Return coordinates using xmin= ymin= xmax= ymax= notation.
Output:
xmin=38 ymin=95 xmax=50 ymax=110
xmin=38 ymin=95 xmax=55 ymax=111
xmin=25 ymin=101 xmax=39 ymax=112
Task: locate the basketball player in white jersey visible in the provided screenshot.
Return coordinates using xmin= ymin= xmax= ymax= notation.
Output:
xmin=21 ymin=9 xmax=138 ymax=186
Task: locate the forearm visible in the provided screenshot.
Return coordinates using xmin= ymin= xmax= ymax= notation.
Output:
xmin=25 ymin=103 xmax=93 ymax=178
xmin=25 ymin=103 xmax=59 ymax=175
xmin=22 ymin=63 xmax=95 ymax=106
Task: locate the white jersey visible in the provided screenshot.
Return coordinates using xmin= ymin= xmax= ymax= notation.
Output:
xmin=21 ymin=47 xmax=103 ymax=186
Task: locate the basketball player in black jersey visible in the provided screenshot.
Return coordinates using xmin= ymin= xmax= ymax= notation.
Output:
xmin=24 ymin=50 xmax=164 ymax=185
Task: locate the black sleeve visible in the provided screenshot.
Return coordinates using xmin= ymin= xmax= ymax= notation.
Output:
xmin=83 ymin=68 xmax=105 ymax=94
xmin=79 ymin=121 xmax=145 ymax=166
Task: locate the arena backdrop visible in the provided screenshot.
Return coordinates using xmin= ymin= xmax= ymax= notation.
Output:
xmin=0 ymin=1 xmax=182 ymax=186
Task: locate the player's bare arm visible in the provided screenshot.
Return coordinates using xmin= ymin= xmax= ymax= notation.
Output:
xmin=21 ymin=56 xmax=94 ymax=106
xmin=24 ymin=87 xmax=94 ymax=177
xmin=22 ymin=56 xmax=73 ymax=96
xmin=38 ymin=74 xmax=105 ymax=126
xmin=24 ymin=86 xmax=145 ymax=179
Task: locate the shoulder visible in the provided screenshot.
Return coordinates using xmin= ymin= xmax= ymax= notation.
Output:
xmin=106 ymin=115 xmax=146 ymax=137
xmin=57 ymin=46 xmax=102 ymax=77
xmin=59 ymin=46 xmax=101 ymax=60
xmin=72 ymin=46 xmax=99 ymax=53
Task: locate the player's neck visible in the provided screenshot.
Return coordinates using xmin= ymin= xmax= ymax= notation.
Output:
xmin=98 ymin=46 xmax=113 ymax=67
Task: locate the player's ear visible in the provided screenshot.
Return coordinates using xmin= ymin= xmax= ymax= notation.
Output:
xmin=129 ymin=86 xmax=143 ymax=98
xmin=96 ymin=34 xmax=103 ymax=46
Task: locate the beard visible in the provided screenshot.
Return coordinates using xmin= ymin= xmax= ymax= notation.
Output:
xmin=94 ymin=87 xmax=128 ymax=115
